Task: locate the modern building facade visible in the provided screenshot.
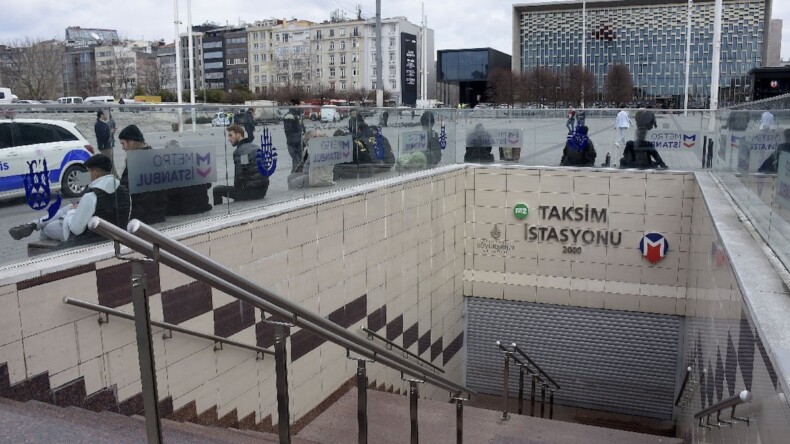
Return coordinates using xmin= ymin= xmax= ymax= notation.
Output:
xmin=63 ymin=27 xmax=120 ymax=97
xmin=437 ymin=48 xmax=512 ymax=107
xmin=512 ymin=0 xmax=773 ymax=105
xmin=766 ymin=19 xmax=783 ymax=67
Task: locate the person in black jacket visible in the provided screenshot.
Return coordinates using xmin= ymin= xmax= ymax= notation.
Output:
xmin=213 ymin=124 xmax=270 ymax=204
xmin=420 ymin=111 xmax=442 ymax=166
xmin=118 ymin=125 xmax=169 ymax=224
xmin=560 ymin=125 xmax=596 ymax=166
xmin=243 ymin=107 xmax=255 ymax=140
xmin=94 ymin=110 xmax=112 ymax=155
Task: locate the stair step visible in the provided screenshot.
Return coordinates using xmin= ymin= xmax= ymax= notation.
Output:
xmin=0 ymin=398 xmax=125 ymax=443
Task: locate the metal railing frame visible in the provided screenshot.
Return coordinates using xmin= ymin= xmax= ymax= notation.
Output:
xmin=361 ymin=326 xmax=445 ymax=374
xmin=89 ymin=217 xmax=475 ymax=444
xmin=63 ymin=297 xmax=274 ymax=358
xmin=694 ymin=390 xmax=752 ymax=429
xmin=496 ymin=341 xmax=558 ymax=421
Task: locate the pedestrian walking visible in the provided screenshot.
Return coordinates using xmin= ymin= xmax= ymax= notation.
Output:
xmin=614 ymin=109 xmax=632 ymax=163
xmin=566 ymin=106 xmax=576 ymax=133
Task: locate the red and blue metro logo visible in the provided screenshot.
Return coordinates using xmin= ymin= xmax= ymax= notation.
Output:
xmin=639 ymin=232 xmax=669 ymax=264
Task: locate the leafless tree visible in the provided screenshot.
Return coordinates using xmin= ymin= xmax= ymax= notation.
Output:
xmin=0 ymin=38 xmax=64 ymax=99
xmin=96 ymin=45 xmax=138 ymax=98
xmin=137 ymin=53 xmax=173 ymax=95
xmin=562 ymin=65 xmax=597 ymax=106
xmin=486 ymin=68 xmax=519 ymax=106
xmin=604 ymin=64 xmax=633 ymax=106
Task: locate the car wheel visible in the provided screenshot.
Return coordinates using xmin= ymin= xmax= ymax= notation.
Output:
xmin=61 ymin=164 xmax=87 ymax=198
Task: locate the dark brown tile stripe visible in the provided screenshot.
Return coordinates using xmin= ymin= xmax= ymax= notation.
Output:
xmin=254 ymin=414 xmax=274 ymax=433
xmin=9 ymin=371 xmax=52 ymax=403
xmin=430 ymin=336 xmax=443 ymax=362
xmin=193 ymin=405 xmax=218 ymax=426
xmin=0 ymin=363 xmax=10 ymax=398
xmin=403 ymin=323 xmax=419 ymax=349
xmin=167 ymin=400 xmax=197 ymax=422
xmin=343 ymin=294 xmax=367 ymax=327
xmin=118 ymin=393 xmax=144 ymax=416
xmin=158 ymin=396 xmax=174 ymax=418
xmin=290 ymin=329 xmax=326 ymax=362
xmin=214 ymin=300 xmax=255 ymax=338
xmin=255 ymin=319 xmax=290 ymax=349
xmin=443 ymin=331 xmax=464 ymax=365
xmin=418 ymin=330 xmax=432 ymax=356
xmin=51 ymin=377 xmax=86 ymax=407
xmin=367 ymin=305 xmax=387 ymax=332
xmin=327 ymin=304 xmax=346 ymax=326
xmin=218 ymin=408 xmax=239 ymax=428
xmin=237 ymin=411 xmax=256 ymax=430
xmin=386 ymin=315 xmax=404 ymax=341
xmin=17 ymin=263 xmax=95 ymax=291
xmin=162 ymin=280 xmax=213 ymax=325
xmin=97 ymin=261 xmax=160 ymax=308
xmin=83 ymin=386 xmax=118 ymax=412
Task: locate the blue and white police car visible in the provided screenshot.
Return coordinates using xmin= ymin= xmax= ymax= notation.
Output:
xmin=0 ymin=118 xmax=95 ymax=201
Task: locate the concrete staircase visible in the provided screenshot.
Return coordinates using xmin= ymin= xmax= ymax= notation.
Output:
xmin=297 ymin=389 xmax=684 ymax=444
xmin=0 ymin=397 xmax=318 ymax=443
xmin=1 ymin=382 xmax=683 ymax=443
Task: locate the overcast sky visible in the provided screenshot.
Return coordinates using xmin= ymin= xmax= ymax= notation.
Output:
xmin=0 ymin=0 xmax=788 ymax=60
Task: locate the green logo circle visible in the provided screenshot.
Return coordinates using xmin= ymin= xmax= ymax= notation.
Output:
xmin=513 ymin=203 xmax=529 ymax=220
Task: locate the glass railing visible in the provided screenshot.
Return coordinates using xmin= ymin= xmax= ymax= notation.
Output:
xmin=710 ymin=98 xmax=790 ymax=269
xmin=0 ymin=103 xmax=713 ymax=267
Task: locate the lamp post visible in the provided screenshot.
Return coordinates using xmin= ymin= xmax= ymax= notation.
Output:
xmin=581 ymin=0 xmax=586 ymax=108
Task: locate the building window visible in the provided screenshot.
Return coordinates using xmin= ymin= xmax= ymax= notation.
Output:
xmin=340 ymin=40 xmax=346 ymax=50
xmin=390 ymin=52 xmax=396 ymax=63
xmin=316 ymin=30 xmax=322 ymax=39
xmin=329 ymin=54 xmax=335 ymax=65
xmin=340 ymin=28 xmax=346 ymax=36
xmin=340 ymin=82 xmax=347 ymax=90
xmin=352 ymin=27 xmax=359 ymax=37
xmin=340 ymin=67 xmax=346 ymax=78
xmin=315 ymin=55 xmax=322 ymax=64
xmin=389 ymin=66 xmax=396 ymax=77
xmin=329 ymin=41 xmax=335 ymax=51
xmin=352 ymin=53 xmax=359 ymax=63
xmin=352 ymin=68 xmax=358 ymax=77
xmin=316 ymin=42 xmax=321 ymax=51
xmin=389 ymin=37 xmax=395 ymax=48
xmin=352 ymin=39 xmax=358 ymax=48
xmin=329 ymin=67 xmax=336 ymax=78
xmin=330 ymin=29 xmax=335 ymax=37
xmin=390 ymin=81 xmax=396 ymax=89
xmin=340 ymin=53 xmax=346 ymax=64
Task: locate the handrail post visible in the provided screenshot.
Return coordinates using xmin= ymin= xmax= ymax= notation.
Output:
xmin=130 ymin=260 xmax=162 ymax=444
xmin=501 ymin=352 xmax=510 ymax=420
xmin=540 ymin=384 xmax=546 ymax=418
xmin=452 ymin=395 xmax=465 ymax=444
xmin=530 ymin=375 xmax=536 ymax=417
xmin=274 ymin=324 xmax=291 ymax=444
xmin=357 ymin=360 xmax=368 ymax=444
xmin=549 ymin=390 xmax=555 ymax=419
xmin=517 ymin=366 xmax=525 ymax=415
xmin=409 ymin=380 xmax=419 ymax=444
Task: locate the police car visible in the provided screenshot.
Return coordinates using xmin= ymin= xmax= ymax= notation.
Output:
xmin=0 ymin=119 xmax=94 ymax=201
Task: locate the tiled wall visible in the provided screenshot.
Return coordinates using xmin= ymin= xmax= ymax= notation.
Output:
xmin=0 ymin=167 xmax=468 ymax=426
xmin=676 ymin=173 xmax=790 ymax=442
xmin=463 ymin=166 xmax=695 ymax=315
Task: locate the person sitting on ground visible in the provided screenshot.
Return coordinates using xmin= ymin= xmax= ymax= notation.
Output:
xmin=560 ymin=125 xmax=596 ymax=166
xmin=9 ymin=154 xmax=130 ymax=242
xmin=213 ymin=124 xmax=270 ymax=205
xmin=464 ymin=123 xmax=495 ymax=162
xmin=758 ymin=128 xmax=790 ymax=173
xmin=118 ymin=125 xmax=168 ymax=224
xmin=619 ymin=140 xmax=668 ymax=170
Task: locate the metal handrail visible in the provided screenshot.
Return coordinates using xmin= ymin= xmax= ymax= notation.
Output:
xmin=89 ymin=217 xmax=474 ymax=397
xmin=496 ymin=341 xmax=541 ymax=381
xmin=511 ymin=343 xmax=560 ymax=390
xmin=694 ymin=390 xmax=753 ymax=419
xmin=64 ymin=297 xmax=274 ymax=357
xmin=361 ymin=326 xmax=445 ymax=373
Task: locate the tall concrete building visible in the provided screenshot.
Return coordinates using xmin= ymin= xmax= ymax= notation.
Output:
xmin=63 ymin=27 xmax=120 ymax=97
xmin=513 ymin=0 xmax=773 ymax=105
xmin=766 ymin=19 xmax=783 ymax=67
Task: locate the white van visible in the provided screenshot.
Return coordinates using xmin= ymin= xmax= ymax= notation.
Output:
xmin=57 ymin=96 xmax=84 ymax=105
xmin=0 ymin=87 xmax=14 ymax=104
xmin=84 ymin=96 xmax=115 ymax=105
xmin=320 ymin=105 xmax=339 ymax=123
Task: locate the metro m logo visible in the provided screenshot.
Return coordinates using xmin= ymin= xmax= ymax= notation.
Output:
xmin=639 ymin=232 xmax=669 ymax=264
xmin=196 ymin=153 xmax=211 ymax=166
xmin=683 ymin=134 xmax=696 ymax=148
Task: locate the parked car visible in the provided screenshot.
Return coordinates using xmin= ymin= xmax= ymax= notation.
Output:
xmin=0 ymin=87 xmax=15 ymax=104
xmin=84 ymin=96 xmax=115 ymax=105
xmin=0 ymin=118 xmax=95 ymax=201
xmin=57 ymin=96 xmax=84 ymax=105
xmin=320 ymin=105 xmax=340 ymax=123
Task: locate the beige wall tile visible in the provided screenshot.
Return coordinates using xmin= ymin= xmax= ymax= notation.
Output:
xmin=603 ymin=292 xmax=640 ymax=311
xmin=166 ymin=346 xmax=218 ymax=400
xmin=252 ymin=220 xmax=288 ymax=259
xmin=607 ymin=212 xmax=646 ymax=231
xmin=537 ymin=258 xmax=571 ymax=278
xmin=570 ymin=261 xmax=606 ymax=280
xmin=505 ymin=256 xmax=538 ymax=275
xmin=540 ymin=173 xmax=574 ymax=193
xmin=507 ymin=170 xmax=540 ymax=192
xmin=18 ymin=273 xmax=98 ymax=338
xmin=605 ymin=263 xmax=642 ymax=284
xmin=574 ymin=175 xmax=610 ymax=195
xmin=538 ymin=192 xmax=575 ymax=208
xmin=471 ymin=281 xmax=504 ymax=299
xmin=505 ymin=191 xmax=540 ymax=209
xmin=474 ymin=254 xmax=506 ymax=273
xmin=535 ymin=286 xmax=570 ymax=305
xmin=503 ymin=284 xmax=537 ymax=303
xmin=639 ymin=296 xmax=677 ymax=315
xmin=475 ymin=170 xmax=507 ymax=191
xmin=0 ymin=340 xmax=25 ymax=383
xmin=472 ymin=205 xmax=508 ymax=224
xmin=79 ymin=356 xmax=107 ymax=395
xmin=76 ymin=315 xmax=104 ymax=364
xmin=610 ymin=175 xmax=647 ymax=196
xmin=646 ymin=176 xmax=685 ymax=198
xmin=210 ymin=230 xmax=253 ymax=268
xmin=609 ymin=195 xmax=646 ymax=214
xmin=0 ymin=291 xmax=21 ymax=346
xmin=569 ymin=290 xmax=605 ymax=309
xmin=475 ymin=189 xmax=507 ymax=208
